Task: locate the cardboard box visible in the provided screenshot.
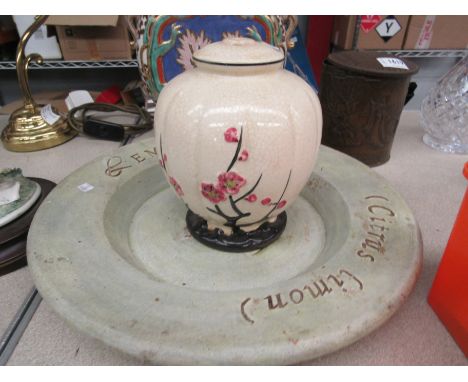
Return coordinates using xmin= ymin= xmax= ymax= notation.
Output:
xmin=46 ymin=16 xmax=119 ymax=27
xmin=47 ymin=16 xmax=131 ymax=61
xmin=403 ymin=16 xmax=468 ymax=49
xmin=332 ymin=16 xmax=409 ymax=50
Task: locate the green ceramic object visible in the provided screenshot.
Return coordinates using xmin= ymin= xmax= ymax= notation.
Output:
xmin=0 ymin=168 xmax=41 ymax=228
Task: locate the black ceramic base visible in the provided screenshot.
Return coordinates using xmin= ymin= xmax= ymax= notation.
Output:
xmin=186 ymin=210 xmax=287 ymax=253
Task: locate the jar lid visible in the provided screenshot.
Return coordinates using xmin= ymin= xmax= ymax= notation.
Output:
xmin=326 ymin=51 xmax=419 ymax=77
xmin=192 ymin=37 xmax=285 ymax=66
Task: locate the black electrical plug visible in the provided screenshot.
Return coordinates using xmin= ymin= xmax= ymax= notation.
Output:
xmin=83 ymin=117 xmax=125 ymax=141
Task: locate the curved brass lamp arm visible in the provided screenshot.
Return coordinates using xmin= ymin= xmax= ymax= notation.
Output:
xmin=16 ymin=15 xmax=47 ymax=109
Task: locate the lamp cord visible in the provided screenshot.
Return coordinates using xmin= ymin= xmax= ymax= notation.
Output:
xmin=67 ymin=102 xmax=153 ymax=136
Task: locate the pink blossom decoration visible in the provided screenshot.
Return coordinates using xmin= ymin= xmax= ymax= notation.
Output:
xmin=217 ymin=171 xmax=246 ymax=195
xmin=163 ymin=153 xmax=168 ymax=162
xmin=201 ymin=182 xmax=226 ymax=203
xmin=238 ymin=149 xmax=249 ymax=161
xmin=176 ymin=29 xmax=212 ymax=71
xmin=277 ymin=200 xmax=287 ymax=209
xmin=224 ymin=127 xmax=239 ymax=143
xmin=245 ymin=194 xmax=257 ymax=202
xmin=169 ymin=177 xmax=184 ymax=196
xmin=261 ymin=197 xmax=272 ymax=206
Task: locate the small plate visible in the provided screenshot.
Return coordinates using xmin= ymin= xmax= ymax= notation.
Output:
xmin=0 ymin=178 xmax=56 ymax=246
xmin=0 ymin=178 xmax=56 ymax=275
xmin=0 ymin=172 xmax=41 ymax=228
xmin=27 ymin=139 xmax=422 ymax=365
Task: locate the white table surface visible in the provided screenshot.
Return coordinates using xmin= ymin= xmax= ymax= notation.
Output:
xmin=0 ymin=111 xmax=467 ymax=365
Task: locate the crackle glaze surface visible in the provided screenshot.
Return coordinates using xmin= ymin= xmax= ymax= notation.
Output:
xmin=154 ymin=38 xmax=322 ymax=233
xmin=27 ymin=139 xmax=422 ymax=365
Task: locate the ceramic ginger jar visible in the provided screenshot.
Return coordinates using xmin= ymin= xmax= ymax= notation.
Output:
xmin=154 ymin=37 xmax=322 ymax=251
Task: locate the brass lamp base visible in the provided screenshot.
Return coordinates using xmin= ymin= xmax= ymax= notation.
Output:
xmin=2 ymin=15 xmax=78 ymax=152
xmin=1 ymin=104 xmax=77 ymax=152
